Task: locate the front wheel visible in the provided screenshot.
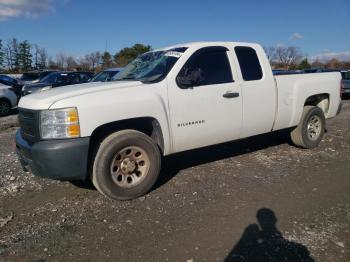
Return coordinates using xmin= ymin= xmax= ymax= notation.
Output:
xmin=290 ymin=106 xmax=325 ymax=149
xmin=92 ymin=130 xmax=161 ymax=200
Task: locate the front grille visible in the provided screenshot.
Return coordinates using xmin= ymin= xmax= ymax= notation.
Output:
xmin=18 ymin=108 xmax=41 ymax=142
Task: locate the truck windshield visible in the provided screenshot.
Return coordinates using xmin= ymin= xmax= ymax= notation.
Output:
xmin=112 ymin=47 xmax=187 ymax=83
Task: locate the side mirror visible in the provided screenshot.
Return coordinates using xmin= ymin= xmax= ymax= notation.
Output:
xmin=176 ymin=68 xmax=203 ymax=89
xmin=176 ymin=75 xmax=196 ymax=89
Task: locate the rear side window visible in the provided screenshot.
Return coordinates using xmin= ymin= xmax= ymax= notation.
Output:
xmin=235 ymin=46 xmax=263 ymax=81
xmin=177 ymin=47 xmax=233 ymax=87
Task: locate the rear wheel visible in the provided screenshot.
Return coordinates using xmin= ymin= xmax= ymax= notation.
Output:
xmin=290 ymin=106 xmax=325 ymax=149
xmin=92 ymin=130 xmax=161 ymax=200
xmin=0 ymin=99 xmax=11 ymax=117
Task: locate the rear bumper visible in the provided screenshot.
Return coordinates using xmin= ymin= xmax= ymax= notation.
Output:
xmin=15 ymin=130 xmax=90 ymax=180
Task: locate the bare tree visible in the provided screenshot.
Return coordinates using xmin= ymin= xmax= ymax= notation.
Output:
xmin=84 ymin=51 xmax=101 ymax=71
xmin=263 ymin=46 xmax=276 ymax=63
xmin=4 ymin=38 xmax=20 ymax=71
xmin=48 ymin=57 xmax=57 ymax=69
xmin=33 ymin=44 xmax=40 ymax=69
xmin=311 ymin=59 xmax=324 ymax=69
xmin=66 ymin=55 xmax=77 ymax=71
xmin=77 ymin=56 xmax=90 ymax=71
xmin=38 ymin=47 xmax=48 ymax=69
xmin=275 ymin=46 xmax=303 ymax=69
xmin=56 ymin=53 xmax=67 ymax=70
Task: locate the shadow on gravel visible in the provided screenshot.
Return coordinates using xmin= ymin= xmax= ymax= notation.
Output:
xmin=225 ymin=208 xmax=314 ymax=262
xmin=71 ymin=129 xmax=293 ymax=193
xmin=69 ymin=179 xmax=95 ymax=190
xmin=155 ymin=129 xmax=292 ymax=190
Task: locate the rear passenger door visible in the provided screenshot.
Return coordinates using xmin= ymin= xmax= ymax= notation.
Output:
xmin=234 ymin=46 xmax=276 ymax=138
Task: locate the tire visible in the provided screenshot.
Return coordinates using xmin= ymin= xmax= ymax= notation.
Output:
xmin=92 ymin=129 xmax=161 ymax=200
xmin=0 ymin=99 xmax=11 ymax=117
xmin=290 ymin=106 xmax=325 ymax=149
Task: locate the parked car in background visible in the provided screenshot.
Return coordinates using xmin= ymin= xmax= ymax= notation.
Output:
xmin=90 ymin=68 xmax=123 ymax=82
xmin=0 ymin=74 xmax=23 ymax=97
xmin=303 ymin=68 xmax=339 ymax=73
xmin=19 ymin=70 xmax=58 ymax=85
xmin=341 ymin=70 xmax=350 ymax=97
xmin=0 ymin=82 xmax=18 ymax=116
xmin=22 ymin=71 xmax=93 ymax=96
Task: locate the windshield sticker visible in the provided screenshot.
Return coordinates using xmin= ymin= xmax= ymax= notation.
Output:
xmin=164 ymin=51 xmax=182 ymax=58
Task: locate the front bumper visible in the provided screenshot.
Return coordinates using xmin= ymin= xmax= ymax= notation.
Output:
xmin=15 ymin=130 xmax=90 ymax=180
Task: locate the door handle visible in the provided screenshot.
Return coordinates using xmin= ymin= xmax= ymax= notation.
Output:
xmin=223 ymin=91 xmax=239 ymax=98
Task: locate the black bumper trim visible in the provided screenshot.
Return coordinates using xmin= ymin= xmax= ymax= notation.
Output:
xmin=15 ymin=130 xmax=90 ymax=180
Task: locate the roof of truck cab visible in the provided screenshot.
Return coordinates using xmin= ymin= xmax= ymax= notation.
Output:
xmin=155 ymin=41 xmax=261 ymax=51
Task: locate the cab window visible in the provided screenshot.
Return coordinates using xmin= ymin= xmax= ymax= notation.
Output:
xmin=177 ymin=46 xmax=233 ymax=88
xmin=235 ymin=46 xmax=263 ymax=81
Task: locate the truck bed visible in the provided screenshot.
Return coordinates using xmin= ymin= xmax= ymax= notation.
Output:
xmin=273 ymin=72 xmax=341 ymax=131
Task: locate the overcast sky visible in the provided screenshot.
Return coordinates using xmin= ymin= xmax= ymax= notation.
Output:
xmin=0 ymin=0 xmax=349 ymax=61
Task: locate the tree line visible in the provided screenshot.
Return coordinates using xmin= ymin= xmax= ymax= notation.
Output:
xmin=264 ymin=46 xmax=350 ymax=70
xmin=0 ymin=38 xmax=151 ymax=73
xmin=0 ymin=38 xmax=349 ymax=73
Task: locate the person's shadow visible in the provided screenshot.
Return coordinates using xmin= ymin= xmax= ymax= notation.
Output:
xmin=225 ymin=208 xmax=314 ymax=262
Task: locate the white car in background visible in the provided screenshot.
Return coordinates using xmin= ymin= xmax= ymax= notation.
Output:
xmin=0 ymin=83 xmax=18 ymax=116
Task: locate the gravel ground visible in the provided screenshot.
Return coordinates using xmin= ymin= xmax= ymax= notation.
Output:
xmin=0 ymin=112 xmax=18 ymax=132
xmin=0 ymin=101 xmax=349 ymax=262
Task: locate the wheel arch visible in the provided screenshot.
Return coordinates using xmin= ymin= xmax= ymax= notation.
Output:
xmin=89 ymin=117 xmax=165 ymax=157
xmin=304 ymin=93 xmax=330 ymax=115
xmin=0 ymin=97 xmax=12 ymax=106
xmin=291 ymin=93 xmax=330 ymax=127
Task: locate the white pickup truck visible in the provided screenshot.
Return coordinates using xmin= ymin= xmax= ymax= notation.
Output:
xmin=15 ymin=42 xmax=342 ymax=200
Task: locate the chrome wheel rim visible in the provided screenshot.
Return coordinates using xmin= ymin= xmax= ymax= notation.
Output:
xmin=110 ymin=146 xmax=150 ymax=188
xmin=307 ymin=115 xmax=322 ymax=141
xmin=0 ymin=101 xmax=10 ymax=115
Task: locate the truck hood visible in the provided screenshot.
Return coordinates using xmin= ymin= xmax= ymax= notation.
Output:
xmin=18 ymin=81 xmax=143 ymax=110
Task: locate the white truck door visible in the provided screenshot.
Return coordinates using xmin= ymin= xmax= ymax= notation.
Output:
xmin=233 ymin=46 xmax=276 ymax=138
xmin=168 ymin=46 xmax=242 ymax=153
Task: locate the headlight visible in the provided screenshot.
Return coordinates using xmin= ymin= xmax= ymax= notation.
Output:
xmin=40 ymin=107 xmax=80 ymax=139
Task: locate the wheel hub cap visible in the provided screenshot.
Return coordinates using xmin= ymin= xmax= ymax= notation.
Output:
xmin=121 ymin=158 xmax=136 ymax=173
xmin=110 ymin=146 xmax=150 ymax=188
xmin=307 ymin=115 xmax=322 ymax=141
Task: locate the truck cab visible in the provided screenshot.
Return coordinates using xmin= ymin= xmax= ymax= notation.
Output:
xmin=15 ymin=42 xmax=342 ymax=200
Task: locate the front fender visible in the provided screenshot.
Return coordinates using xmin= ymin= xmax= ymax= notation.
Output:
xmin=49 ymin=84 xmax=172 ymax=154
